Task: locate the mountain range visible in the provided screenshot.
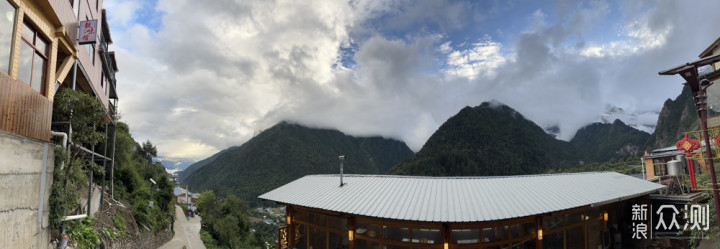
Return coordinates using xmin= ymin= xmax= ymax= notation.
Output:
xmin=175 ymin=86 xmax=695 ymax=202
xmin=181 ymin=122 xmax=414 ymax=205
xmin=388 ymin=102 xmax=649 ymax=176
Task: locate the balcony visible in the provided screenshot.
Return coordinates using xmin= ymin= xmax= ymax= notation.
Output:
xmin=98 ymin=36 xmax=118 ymax=100
xmin=0 ymin=73 xmax=53 ymax=141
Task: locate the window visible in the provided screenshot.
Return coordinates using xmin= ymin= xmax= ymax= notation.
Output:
xmin=0 ymin=0 xmax=15 ymax=73
xmin=72 ymin=0 xmax=79 ymax=19
xmin=17 ymin=21 xmax=48 ymax=94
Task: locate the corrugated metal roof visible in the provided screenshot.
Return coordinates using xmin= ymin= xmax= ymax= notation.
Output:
xmin=258 ymin=172 xmax=665 ymax=222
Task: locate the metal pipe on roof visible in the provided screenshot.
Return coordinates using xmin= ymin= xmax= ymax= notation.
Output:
xmin=339 ymin=155 xmax=345 ymax=187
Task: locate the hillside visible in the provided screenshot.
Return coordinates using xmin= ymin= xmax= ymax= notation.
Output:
xmin=389 ymin=102 xmax=581 ymax=176
xmin=183 ymin=122 xmax=414 ymax=205
xmin=645 ymin=86 xmax=699 ymax=149
xmin=570 ymin=119 xmax=650 ymax=162
xmin=178 ymin=146 xmax=237 ymax=182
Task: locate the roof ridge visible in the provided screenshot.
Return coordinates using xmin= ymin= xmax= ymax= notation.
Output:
xmin=306 ymin=171 xmax=617 ymax=179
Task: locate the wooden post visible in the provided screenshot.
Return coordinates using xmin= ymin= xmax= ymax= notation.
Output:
xmin=287 ymin=206 xmax=294 ymax=249
xmin=348 ymin=216 xmax=355 ymax=249
xmin=536 ymin=216 xmax=543 ymax=249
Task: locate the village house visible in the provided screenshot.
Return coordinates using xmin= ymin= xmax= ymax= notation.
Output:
xmin=260 ymin=172 xmax=664 ymax=249
xmin=0 ymin=0 xmax=118 ymax=247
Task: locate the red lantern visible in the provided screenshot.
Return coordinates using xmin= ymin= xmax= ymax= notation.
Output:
xmin=676 ymin=134 xmax=700 ymax=190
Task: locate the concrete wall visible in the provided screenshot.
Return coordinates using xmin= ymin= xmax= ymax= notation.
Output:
xmin=0 ymin=129 xmax=54 ymax=249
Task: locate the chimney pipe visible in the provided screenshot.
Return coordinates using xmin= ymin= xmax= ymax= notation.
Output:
xmin=339 ymin=155 xmax=345 ymax=187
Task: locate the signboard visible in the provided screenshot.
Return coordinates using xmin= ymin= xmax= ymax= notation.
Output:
xmin=78 ymin=19 xmax=98 ymax=45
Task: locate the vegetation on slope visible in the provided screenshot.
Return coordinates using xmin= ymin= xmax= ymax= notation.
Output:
xmin=645 ymin=85 xmax=699 ymax=149
xmin=389 ymin=103 xmax=581 ymax=176
xmin=183 ymin=122 xmax=414 ymax=206
xmin=570 ymin=119 xmax=650 ymax=162
xmin=49 ymin=89 xmax=174 ymax=247
xmin=196 ymin=190 xmax=267 ymax=249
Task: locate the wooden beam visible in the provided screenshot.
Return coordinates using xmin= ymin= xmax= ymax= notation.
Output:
xmin=55 ymin=55 xmax=75 ymax=85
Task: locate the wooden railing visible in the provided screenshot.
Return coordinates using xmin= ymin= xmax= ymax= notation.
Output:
xmin=277 ymin=226 xmax=288 ymax=249
xmin=0 ymin=73 xmax=52 ymax=141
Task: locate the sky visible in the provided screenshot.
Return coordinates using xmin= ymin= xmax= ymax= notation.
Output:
xmin=102 ymin=0 xmax=720 ymax=162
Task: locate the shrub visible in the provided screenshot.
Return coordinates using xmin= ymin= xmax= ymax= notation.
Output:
xmin=67 ymin=218 xmax=101 ymax=249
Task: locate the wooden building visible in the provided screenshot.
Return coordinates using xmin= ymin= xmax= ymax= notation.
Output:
xmin=260 ymin=172 xmax=664 ymax=249
xmin=0 ymin=0 xmax=118 ymax=247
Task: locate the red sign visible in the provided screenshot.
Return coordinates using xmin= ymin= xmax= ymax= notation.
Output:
xmin=78 ymin=20 xmax=98 ymax=45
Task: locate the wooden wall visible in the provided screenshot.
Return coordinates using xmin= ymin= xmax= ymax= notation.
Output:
xmin=0 ymin=73 xmax=52 ymax=141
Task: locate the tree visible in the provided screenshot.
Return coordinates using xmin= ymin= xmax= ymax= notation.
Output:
xmin=49 ymin=89 xmax=108 ymax=228
xmin=139 ymin=140 xmax=157 ymax=163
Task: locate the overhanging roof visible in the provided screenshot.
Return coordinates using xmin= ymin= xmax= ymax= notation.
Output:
xmin=700 ymin=37 xmax=720 ymax=58
xmin=259 ymin=172 xmax=664 ymax=223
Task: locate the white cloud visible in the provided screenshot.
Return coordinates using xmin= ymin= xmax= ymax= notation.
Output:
xmin=443 ymin=36 xmax=507 ymax=79
xmin=104 ymin=0 xmax=720 ymax=160
xmin=580 ymin=11 xmax=672 ymax=58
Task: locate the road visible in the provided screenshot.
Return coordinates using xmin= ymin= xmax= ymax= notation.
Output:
xmin=158 ymin=205 xmax=206 ymax=249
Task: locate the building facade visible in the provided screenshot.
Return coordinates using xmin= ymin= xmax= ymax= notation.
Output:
xmin=0 ymin=0 xmax=117 ymax=248
xmin=260 ymin=172 xmax=664 ymax=249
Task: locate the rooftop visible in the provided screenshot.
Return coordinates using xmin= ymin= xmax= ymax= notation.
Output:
xmin=259 ymin=172 xmax=664 ymax=223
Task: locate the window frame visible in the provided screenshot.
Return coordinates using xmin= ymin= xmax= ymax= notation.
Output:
xmin=0 ymin=0 xmax=17 ymax=75
xmin=18 ymin=20 xmax=49 ymax=96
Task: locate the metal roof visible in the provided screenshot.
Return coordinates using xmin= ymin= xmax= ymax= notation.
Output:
xmin=259 ymin=172 xmax=664 ymax=222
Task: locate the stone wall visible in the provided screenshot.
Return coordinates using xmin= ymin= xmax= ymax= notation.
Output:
xmin=0 ymin=129 xmax=55 ymax=249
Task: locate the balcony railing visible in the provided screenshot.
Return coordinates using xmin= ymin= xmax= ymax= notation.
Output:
xmin=0 ymin=73 xmax=53 ymax=141
xmin=98 ymin=36 xmax=117 ymax=95
xmin=277 ymin=226 xmax=288 ymax=249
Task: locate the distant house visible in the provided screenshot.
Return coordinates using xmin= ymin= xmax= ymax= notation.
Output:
xmin=260 ymin=172 xmax=663 ymax=249
xmin=174 ymin=186 xmax=199 ymax=205
xmin=641 ymin=145 xmax=706 ymax=180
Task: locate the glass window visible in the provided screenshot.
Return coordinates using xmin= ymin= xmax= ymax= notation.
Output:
xmin=566 ymin=211 xmax=583 ymax=225
xmin=708 ymin=81 xmax=720 ymax=116
xmin=356 ymin=223 xmax=381 ymax=238
xmin=412 ymin=229 xmax=441 ymax=244
xmin=295 ymin=224 xmax=308 ymax=249
xmin=484 ymin=245 xmax=510 ymax=249
xmin=0 ymin=0 xmax=15 ymax=73
xmin=543 ymin=215 xmax=564 ymax=230
xmin=451 ymin=229 xmax=479 ymax=244
xmin=294 ymin=210 xmax=309 ymax=222
xmin=542 ymin=232 xmax=563 ymax=249
xmin=482 ymin=226 xmax=508 ymax=242
xmin=17 ymin=21 xmax=48 ymax=95
xmin=309 ymin=227 xmax=326 ymax=249
xmin=566 ymin=225 xmax=585 ymax=248
xmin=328 ymin=232 xmax=348 ymax=249
xmin=309 ymin=213 xmax=327 ymax=227
xmin=511 ymin=222 xmax=535 ymax=238
xmin=584 ymin=209 xmax=601 ymax=220
xmin=327 ymin=215 xmax=347 ymax=231
xmin=587 ymin=221 xmax=602 ymax=249
xmin=355 ymin=239 xmax=380 ymax=249
xmin=511 ymin=239 xmax=536 ymax=249
xmin=383 ymin=225 xmax=410 ymax=242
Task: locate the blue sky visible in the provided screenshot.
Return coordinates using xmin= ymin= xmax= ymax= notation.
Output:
xmin=102 ymin=0 xmax=720 ymax=161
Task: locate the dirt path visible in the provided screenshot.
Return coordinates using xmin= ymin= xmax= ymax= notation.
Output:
xmin=158 ymin=205 xmax=206 ymax=249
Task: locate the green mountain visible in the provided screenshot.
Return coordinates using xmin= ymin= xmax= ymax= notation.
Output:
xmin=570 ymin=119 xmax=650 ymax=162
xmin=388 ymin=102 xmax=581 ymax=176
xmin=183 ymin=122 xmax=414 ymax=205
xmin=178 ymin=146 xmax=237 ymax=182
xmin=644 ymin=86 xmax=699 ymax=150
